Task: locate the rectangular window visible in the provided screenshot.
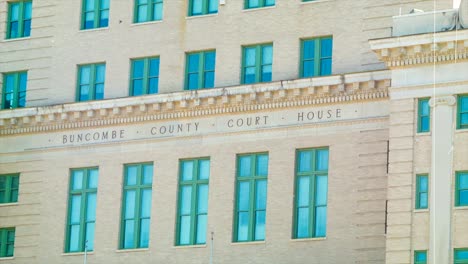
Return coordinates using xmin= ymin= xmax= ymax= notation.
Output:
xmin=188 ymin=0 xmax=218 ymax=16
xmin=77 ymin=63 xmax=105 ymax=101
xmin=120 ymin=163 xmax=153 ymax=249
xmin=233 ymin=153 xmax=268 ymax=242
xmin=65 ymin=168 xmax=98 ymax=253
xmin=418 ymin=98 xmax=430 ymax=133
xmin=130 ymin=57 xmax=160 ymax=96
xmin=293 ymin=148 xmax=329 ymax=239
xmin=456 ymin=171 xmax=468 ymax=207
xmin=2 ymin=72 xmax=27 ymax=110
xmin=242 ymin=44 xmax=273 ymax=84
xmin=300 ymin=37 xmax=333 ymax=78
xmin=414 ymin=251 xmax=427 ymax=264
xmin=0 ymin=174 xmax=19 ymax=204
xmin=176 ymin=158 xmax=210 ymax=245
xmin=458 ymin=95 xmax=468 ymax=129
xmin=185 ymin=50 xmax=216 ymax=90
xmin=0 ymin=228 xmax=15 ymax=258
xmin=6 ymin=1 xmax=32 ymax=39
xmin=134 ymin=0 xmax=163 ymax=23
xmin=455 ymin=249 xmax=468 ymax=264
xmin=81 ymin=0 xmax=109 ymax=30
xmin=416 ymin=174 xmax=428 ymax=209
xmin=245 ymin=0 xmax=275 ymax=9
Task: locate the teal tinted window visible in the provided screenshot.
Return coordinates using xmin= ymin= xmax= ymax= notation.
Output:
xmin=120 ymin=163 xmax=153 ymax=249
xmin=245 ymin=0 xmax=274 ymax=9
xmin=416 ymin=174 xmax=428 ymax=209
xmin=82 ymin=0 xmax=109 ymax=30
xmin=130 ymin=57 xmax=159 ymax=96
xmin=0 ymin=174 xmax=19 ymax=204
xmin=301 ymin=37 xmax=333 ymax=78
xmin=242 ymin=44 xmax=273 ymax=84
xmin=2 ymin=72 xmax=27 ymax=109
xmin=0 ymin=228 xmax=15 ymax=257
xmin=135 ymin=0 xmax=163 ymax=23
xmin=294 ymin=148 xmax=329 ymax=238
xmin=418 ymin=99 xmax=430 ymax=133
xmin=6 ymin=1 xmax=32 ymax=39
xmin=185 ymin=50 xmax=216 ymax=90
xmin=414 ymin=251 xmax=427 ymax=264
xmin=77 ymin=63 xmax=105 ymax=101
xmin=458 ymin=95 xmax=468 ymax=129
xmin=66 ymin=168 xmax=98 ymax=252
xmin=189 ymin=0 xmax=218 ymax=16
xmin=456 ymin=172 xmax=468 ymax=207
xmin=176 ymin=158 xmax=210 ymax=245
xmin=234 ymin=153 xmax=268 ymax=242
xmin=455 ymin=249 xmax=468 ymax=263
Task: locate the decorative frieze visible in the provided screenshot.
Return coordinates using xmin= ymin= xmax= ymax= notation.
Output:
xmin=0 ymin=71 xmax=390 ymax=135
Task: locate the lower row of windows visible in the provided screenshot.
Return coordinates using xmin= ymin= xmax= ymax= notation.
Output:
xmin=64 ymin=148 xmax=328 ymax=252
xmin=415 ymin=250 xmax=468 ymax=264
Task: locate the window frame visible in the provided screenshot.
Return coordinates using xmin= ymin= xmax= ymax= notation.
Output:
xmin=455 ymin=248 xmax=468 ymax=264
xmin=6 ymin=0 xmax=32 ymax=39
xmin=129 ymin=57 xmax=160 ymax=96
xmin=417 ymin=98 xmax=431 ymax=133
xmin=175 ymin=158 xmax=210 ymax=246
xmin=2 ymin=71 xmax=27 ymax=110
xmin=0 ymin=228 xmax=15 ymax=258
xmin=119 ymin=163 xmax=153 ymax=250
xmin=415 ymin=174 xmax=429 ymax=210
xmin=0 ymin=174 xmax=19 ymax=204
xmin=457 ymin=94 xmax=468 ymax=130
xmin=133 ymin=0 xmax=163 ymax=23
xmin=81 ymin=0 xmax=109 ymax=30
xmin=244 ymin=0 xmax=275 ymax=9
xmin=188 ymin=0 xmax=218 ymax=16
xmin=414 ymin=250 xmax=427 ymax=264
xmin=300 ymin=36 xmax=333 ymax=78
xmin=293 ymin=147 xmax=329 ymax=239
xmin=233 ymin=152 xmax=269 ymax=242
xmin=455 ymin=171 xmax=468 ymax=207
xmin=184 ymin=50 xmax=216 ymax=90
xmin=76 ymin=63 xmax=106 ymax=102
xmin=65 ymin=168 xmax=99 ymax=253
xmin=241 ymin=43 xmax=273 ymax=84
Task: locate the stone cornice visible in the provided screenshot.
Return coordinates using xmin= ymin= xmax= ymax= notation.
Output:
xmin=0 ymin=70 xmax=390 ymax=135
xmin=369 ymin=29 xmax=468 ymax=68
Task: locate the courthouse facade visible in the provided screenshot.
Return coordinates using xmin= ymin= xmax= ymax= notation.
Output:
xmin=0 ymin=0 xmax=467 ymax=263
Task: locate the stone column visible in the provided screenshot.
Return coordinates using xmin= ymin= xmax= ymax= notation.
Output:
xmin=428 ymin=95 xmax=456 ymax=264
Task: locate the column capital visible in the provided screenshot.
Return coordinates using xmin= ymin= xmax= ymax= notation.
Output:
xmin=429 ymin=95 xmax=456 ymax=107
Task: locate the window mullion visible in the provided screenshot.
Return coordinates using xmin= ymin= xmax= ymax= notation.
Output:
xmin=147 ymin=1 xmax=153 ymax=21
xmin=248 ymin=178 xmax=256 ymax=241
xmin=0 ymin=230 xmax=5 ymax=257
xmin=191 ymin=182 xmax=198 ymax=244
xmin=94 ymin=0 xmax=100 ymax=28
xmin=199 ymin=52 xmax=205 ymax=89
xmin=90 ymin=65 xmax=97 ymax=100
xmin=134 ymin=166 xmax=143 ymax=248
xmin=18 ymin=2 xmax=25 ymax=38
xmin=310 ymin=174 xmax=316 ymax=238
xmin=256 ymin=46 xmax=262 ymax=83
xmin=5 ymin=176 xmax=12 ymax=204
xmin=143 ymin=59 xmax=149 ymax=94
xmin=314 ymin=39 xmax=321 ymax=77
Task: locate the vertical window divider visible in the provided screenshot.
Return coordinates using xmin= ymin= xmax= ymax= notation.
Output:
xmin=143 ymin=59 xmax=150 ymax=95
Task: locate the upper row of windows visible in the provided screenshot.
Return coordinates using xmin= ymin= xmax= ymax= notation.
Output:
xmin=5 ymin=0 xmax=318 ymax=40
xmin=1 ymin=38 xmax=333 ymax=109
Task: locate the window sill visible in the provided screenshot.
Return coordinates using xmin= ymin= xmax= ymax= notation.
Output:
xmin=415 ymin=132 xmax=431 ymax=136
xmin=454 ymin=206 xmax=468 ymax=211
xmin=131 ymin=20 xmax=163 ymax=27
xmin=290 ymin=237 xmax=326 ymax=242
xmin=173 ymin=244 xmax=207 ymax=249
xmin=115 ymin=248 xmax=149 ymax=253
xmin=231 ymin=241 xmax=265 ymax=246
xmin=185 ymin=13 xmax=218 ymax=20
xmin=242 ymin=6 xmax=276 ymax=13
xmin=62 ymin=252 xmax=94 ymax=256
xmin=0 ymin=257 xmax=14 ymax=261
xmin=414 ymin=209 xmax=429 ymax=213
xmin=455 ymin=128 xmax=468 ymax=133
xmin=300 ymin=0 xmax=334 ymax=5
xmin=2 ymin=37 xmax=31 ymax=43
xmin=0 ymin=202 xmax=18 ymax=208
xmin=79 ymin=27 xmax=109 ymax=33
